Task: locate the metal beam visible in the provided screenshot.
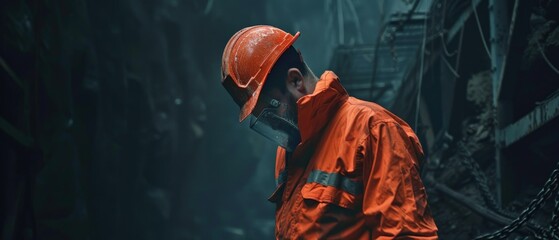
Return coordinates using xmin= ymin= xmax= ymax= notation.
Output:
xmin=490 ymin=0 xmax=513 ymax=209
xmin=489 ymin=0 xmax=509 ymax=105
xmin=446 ymin=0 xmax=483 ymax=44
xmin=500 ymin=92 xmax=559 ymax=147
xmin=495 ymin=0 xmax=535 ymax=102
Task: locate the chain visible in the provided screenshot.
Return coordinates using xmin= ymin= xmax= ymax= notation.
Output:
xmin=457 ymin=142 xmax=502 ymax=212
xmin=536 ymin=188 xmax=559 ymax=240
xmin=457 ymin=142 xmax=535 ymax=221
xmin=458 ymin=141 xmax=551 ymax=238
xmin=551 ymin=189 xmax=559 ymax=239
xmin=552 ymin=190 xmax=559 ymax=238
xmin=474 ymin=161 xmax=559 ymax=239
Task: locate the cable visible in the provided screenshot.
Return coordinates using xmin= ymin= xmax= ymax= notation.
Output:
xmin=414 ymin=13 xmax=428 ymax=132
xmin=440 ymin=32 xmax=458 ymax=57
xmin=471 ymin=0 xmax=492 ymax=60
xmin=442 ymin=55 xmax=460 ymax=77
xmin=345 ymin=0 xmax=364 ymax=44
xmin=536 ymin=40 xmax=559 ymax=75
xmin=325 ymin=0 xmax=334 ymax=43
xmin=338 ymin=0 xmax=344 ymax=45
xmin=454 ymin=27 xmax=465 ymax=73
xmin=203 ymin=0 xmax=213 ymax=15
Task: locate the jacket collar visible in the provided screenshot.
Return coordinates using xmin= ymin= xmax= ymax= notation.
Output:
xmin=296 ymin=71 xmax=348 ymax=143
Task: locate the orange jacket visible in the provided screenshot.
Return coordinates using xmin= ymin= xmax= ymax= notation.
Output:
xmin=268 ymin=71 xmax=438 ymax=239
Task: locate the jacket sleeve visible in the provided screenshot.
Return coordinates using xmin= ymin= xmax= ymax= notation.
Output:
xmin=362 ymin=121 xmax=438 ymax=239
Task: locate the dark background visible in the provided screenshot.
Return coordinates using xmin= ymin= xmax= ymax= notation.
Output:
xmin=2 ymin=0 xmax=559 ymax=239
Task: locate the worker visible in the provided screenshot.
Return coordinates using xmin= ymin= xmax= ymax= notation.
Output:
xmin=221 ymin=25 xmax=438 ymax=239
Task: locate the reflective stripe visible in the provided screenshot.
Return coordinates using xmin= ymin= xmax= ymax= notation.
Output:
xmin=276 ymin=170 xmax=287 ymax=186
xmin=306 ymin=170 xmax=363 ymax=195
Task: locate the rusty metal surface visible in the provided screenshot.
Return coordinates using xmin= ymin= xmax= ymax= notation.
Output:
xmin=499 ymin=92 xmax=559 ymax=147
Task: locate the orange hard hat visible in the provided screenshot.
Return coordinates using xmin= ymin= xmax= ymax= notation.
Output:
xmin=221 ymin=25 xmax=300 ymax=122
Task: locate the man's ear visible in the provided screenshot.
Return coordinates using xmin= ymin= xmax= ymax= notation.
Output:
xmin=286 ymin=68 xmax=305 ymax=94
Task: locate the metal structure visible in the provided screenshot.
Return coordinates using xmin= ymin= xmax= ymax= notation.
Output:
xmin=499 ymin=93 xmax=559 ymax=148
xmin=330 ymin=12 xmax=427 ymax=108
xmin=331 ymin=0 xmax=559 ymax=238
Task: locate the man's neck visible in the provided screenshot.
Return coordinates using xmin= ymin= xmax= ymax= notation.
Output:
xmin=303 ymin=69 xmax=319 ymax=94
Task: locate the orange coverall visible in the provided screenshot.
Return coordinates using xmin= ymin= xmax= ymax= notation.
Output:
xmin=268 ymin=71 xmax=438 ymax=239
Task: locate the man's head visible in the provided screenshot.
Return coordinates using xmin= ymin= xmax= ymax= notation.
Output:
xmin=221 ymin=25 xmax=317 ymax=151
xmin=253 ymin=46 xmax=317 ymax=125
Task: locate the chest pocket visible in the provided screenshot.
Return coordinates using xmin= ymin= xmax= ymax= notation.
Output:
xmin=301 ymin=170 xmax=363 ymax=209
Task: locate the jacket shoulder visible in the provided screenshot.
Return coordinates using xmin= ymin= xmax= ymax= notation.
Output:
xmin=342 ymin=97 xmax=418 ymax=139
